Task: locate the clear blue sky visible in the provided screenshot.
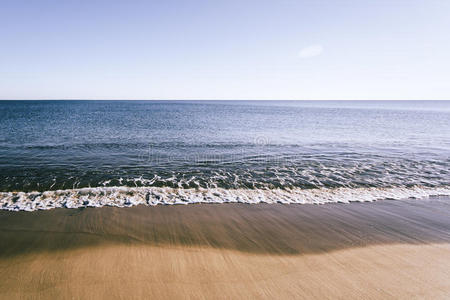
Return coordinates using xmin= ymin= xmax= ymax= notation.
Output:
xmin=1 ymin=0 xmax=449 ymax=100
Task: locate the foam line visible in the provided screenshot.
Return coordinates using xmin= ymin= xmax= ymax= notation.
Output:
xmin=1 ymin=185 xmax=449 ymax=211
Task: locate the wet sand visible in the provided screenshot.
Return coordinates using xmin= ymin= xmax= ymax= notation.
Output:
xmin=0 ymin=197 xmax=449 ymax=299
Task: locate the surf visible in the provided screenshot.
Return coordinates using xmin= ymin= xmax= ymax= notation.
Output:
xmin=1 ymin=185 xmax=449 ymax=211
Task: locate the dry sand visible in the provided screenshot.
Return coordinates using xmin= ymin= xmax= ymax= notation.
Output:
xmin=0 ymin=197 xmax=449 ymax=299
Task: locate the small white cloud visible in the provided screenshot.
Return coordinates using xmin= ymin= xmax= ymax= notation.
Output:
xmin=298 ymin=45 xmax=323 ymax=59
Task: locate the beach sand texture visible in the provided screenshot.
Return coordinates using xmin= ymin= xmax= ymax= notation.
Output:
xmin=0 ymin=198 xmax=449 ymax=299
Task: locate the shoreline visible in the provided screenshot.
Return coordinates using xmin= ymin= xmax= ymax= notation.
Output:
xmin=1 ymin=185 xmax=449 ymax=211
xmin=0 ymin=197 xmax=449 ymax=298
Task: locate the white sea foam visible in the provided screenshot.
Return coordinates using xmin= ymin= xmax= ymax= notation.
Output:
xmin=0 ymin=185 xmax=449 ymax=211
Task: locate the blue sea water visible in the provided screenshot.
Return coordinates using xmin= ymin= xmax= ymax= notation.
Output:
xmin=0 ymin=100 xmax=449 ymax=210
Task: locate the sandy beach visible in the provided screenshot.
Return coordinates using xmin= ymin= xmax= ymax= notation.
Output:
xmin=1 ymin=197 xmax=449 ymax=299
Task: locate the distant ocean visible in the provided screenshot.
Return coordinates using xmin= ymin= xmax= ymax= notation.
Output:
xmin=0 ymin=100 xmax=449 ymax=211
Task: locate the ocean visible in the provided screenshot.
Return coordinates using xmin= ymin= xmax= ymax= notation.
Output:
xmin=0 ymin=100 xmax=449 ymax=211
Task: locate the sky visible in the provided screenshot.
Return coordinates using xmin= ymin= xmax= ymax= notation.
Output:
xmin=1 ymin=0 xmax=449 ymax=100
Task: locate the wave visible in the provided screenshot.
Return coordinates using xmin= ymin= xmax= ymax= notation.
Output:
xmin=1 ymin=185 xmax=449 ymax=211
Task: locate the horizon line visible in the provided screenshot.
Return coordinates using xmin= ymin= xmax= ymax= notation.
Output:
xmin=1 ymin=99 xmax=449 ymax=101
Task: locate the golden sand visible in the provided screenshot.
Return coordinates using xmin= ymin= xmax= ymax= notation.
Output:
xmin=0 ymin=198 xmax=449 ymax=299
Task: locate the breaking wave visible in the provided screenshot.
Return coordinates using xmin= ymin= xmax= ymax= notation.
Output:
xmin=1 ymin=185 xmax=449 ymax=211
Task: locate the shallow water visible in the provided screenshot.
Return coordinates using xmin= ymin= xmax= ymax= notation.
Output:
xmin=0 ymin=100 xmax=449 ymax=210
